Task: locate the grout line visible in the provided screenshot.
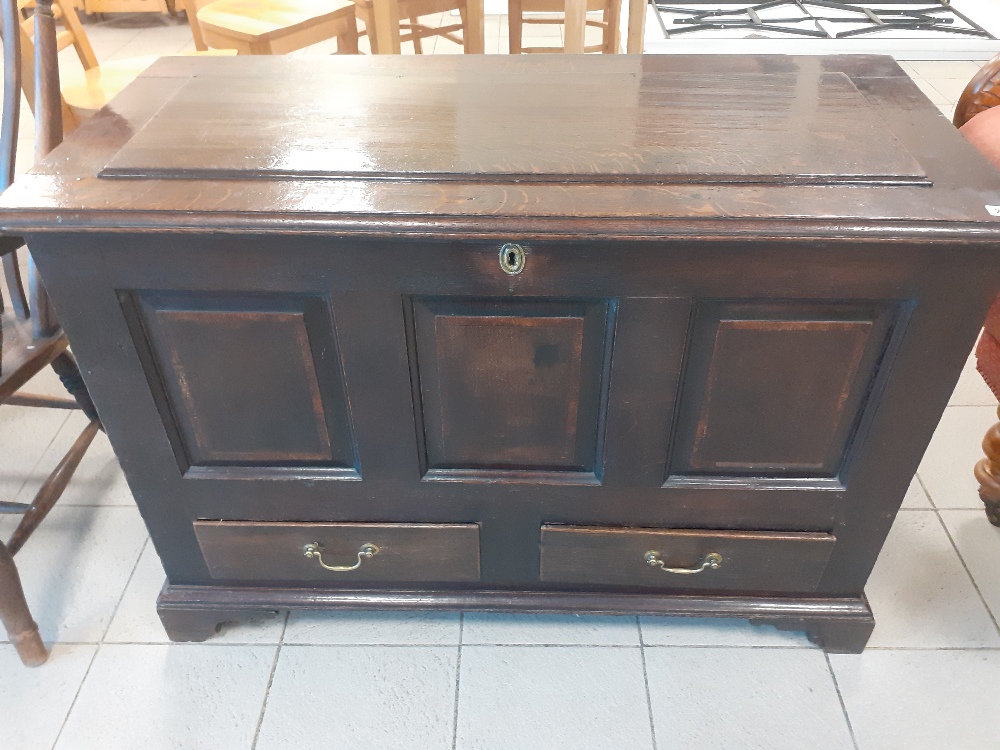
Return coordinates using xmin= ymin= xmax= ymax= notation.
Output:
xmin=99 ymin=536 xmax=150 ymax=643
xmin=4 ymin=407 xmax=74 ymax=504
xmin=824 ymin=651 xmax=859 ymax=750
xmin=49 ymin=643 xmax=101 ymax=750
xmin=638 ymin=618 xmax=659 ymax=750
xmin=915 ymin=473 xmax=937 ymax=510
xmin=933 ymin=511 xmax=1000 ymax=640
xmin=250 ymin=611 xmax=288 ymax=750
xmin=451 ymin=612 xmax=464 ymax=750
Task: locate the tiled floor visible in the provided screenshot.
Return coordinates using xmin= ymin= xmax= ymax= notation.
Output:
xmin=3 ymin=14 xmax=1000 ymax=750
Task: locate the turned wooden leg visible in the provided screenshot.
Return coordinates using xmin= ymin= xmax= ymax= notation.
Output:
xmin=0 ymin=540 xmax=47 ymax=666
xmin=974 ymin=405 xmax=1000 ymax=527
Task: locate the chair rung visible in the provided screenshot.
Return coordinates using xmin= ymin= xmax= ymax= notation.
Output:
xmin=0 ymin=501 xmax=30 ymax=514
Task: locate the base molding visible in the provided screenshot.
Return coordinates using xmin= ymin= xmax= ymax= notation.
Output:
xmin=157 ymin=584 xmax=875 ymax=653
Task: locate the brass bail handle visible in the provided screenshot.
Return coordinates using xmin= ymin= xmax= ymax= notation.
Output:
xmin=303 ymin=542 xmax=379 ymax=572
xmin=644 ymin=550 xmax=722 ymax=575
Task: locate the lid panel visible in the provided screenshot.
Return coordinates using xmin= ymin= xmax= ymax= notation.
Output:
xmin=101 ymin=68 xmax=927 ymax=186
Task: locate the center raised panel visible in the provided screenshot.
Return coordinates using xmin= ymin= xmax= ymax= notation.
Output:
xmin=407 ymin=297 xmax=614 ymax=482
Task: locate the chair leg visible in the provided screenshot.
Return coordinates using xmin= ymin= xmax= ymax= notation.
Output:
xmin=410 ymin=15 xmax=423 ymax=53
xmin=372 ymin=0 xmax=402 ymax=53
xmin=463 ymin=0 xmax=484 ymax=53
xmin=564 ymin=0 xmax=586 ymax=52
xmin=0 ymin=539 xmax=47 ymax=666
xmin=339 ymin=17 xmax=360 ymax=53
xmin=508 ymin=0 xmax=522 ymax=53
xmin=7 ymin=418 xmax=101 ymax=555
xmin=974 ymin=405 xmax=1000 ymax=527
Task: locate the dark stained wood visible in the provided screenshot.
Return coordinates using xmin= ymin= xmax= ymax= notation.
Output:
xmin=99 ymin=66 xmax=927 ymax=186
xmin=0 ymin=540 xmax=47 ymax=666
xmin=540 ymin=525 xmax=835 ymax=592
xmin=157 ymin=582 xmax=876 ymax=652
xmin=125 ymin=291 xmax=357 ymax=476
xmin=4 ymin=54 xmax=1000 ymax=652
xmin=194 ymin=521 xmax=481 ymax=582
xmin=669 ymin=301 xmax=901 ymax=480
xmin=410 ymin=297 xmax=611 ymax=478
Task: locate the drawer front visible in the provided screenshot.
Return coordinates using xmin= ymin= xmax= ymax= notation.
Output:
xmin=540 ymin=525 xmax=835 ymax=593
xmin=195 ymin=521 xmax=480 ymax=583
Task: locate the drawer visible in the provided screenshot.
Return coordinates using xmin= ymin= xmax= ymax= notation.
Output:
xmin=540 ymin=525 xmax=835 ymax=593
xmin=194 ymin=521 xmax=480 ymax=583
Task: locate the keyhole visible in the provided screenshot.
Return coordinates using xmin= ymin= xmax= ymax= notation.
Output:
xmin=499 ymin=243 xmax=525 ymax=275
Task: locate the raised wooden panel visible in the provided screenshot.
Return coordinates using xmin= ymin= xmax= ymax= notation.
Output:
xmin=409 ymin=298 xmax=613 ymax=480
xmin=195 ymin=521 xmax=480 ymax=582
xmin=540 ymin=524 xmax=835 ymax=592
xmin=127 ymin=292 xmax=357 ymax=477
xmin=668 ymin=301 xmax=899 ymax=480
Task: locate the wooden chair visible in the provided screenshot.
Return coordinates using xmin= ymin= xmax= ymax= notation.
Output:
xmin=1 ymin=0 xmax=103 ymax=666
xmin=508 ymin=0 xmax=620 ymax=54
xmin=357 ymin=0 xmax=484 ymax=54
xmin=184 ymin=0 xmax=359 ymax=55
xmin=956 ymin=55 xmax=1000 ymax=528
xmin=17 ymin=0 xmax=234 ymax=135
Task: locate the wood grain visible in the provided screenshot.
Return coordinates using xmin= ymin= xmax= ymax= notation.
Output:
xmin=194 ymin=521 xmax=481 ymax=582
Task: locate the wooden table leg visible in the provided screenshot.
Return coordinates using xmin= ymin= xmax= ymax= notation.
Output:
xmin=371 ymin=0 xmax=402 ymax=54
xmin=974 ymin=405 xmax=1000 ymax=526
xmin=0 ymin=540 xmax=47 ymax=666
xmin=564 ymin=0 xmax=586 ymax=53
xmin=626 ymin=0 xmax=645 ymax=53
xmin=464 ymin=0 xmax=485 ymax=53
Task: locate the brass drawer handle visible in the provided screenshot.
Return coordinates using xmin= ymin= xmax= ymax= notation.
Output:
xmin=644 ymin=550 xmax=722 ymax=575
xmin=303 ymin=542 xmax=379 ymax=572
xmin=499 ymin=243 xmax=525 ymax=275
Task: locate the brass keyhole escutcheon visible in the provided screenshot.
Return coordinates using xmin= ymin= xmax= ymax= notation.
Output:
xmin=499 ymin=243 xmax=526 ymax=275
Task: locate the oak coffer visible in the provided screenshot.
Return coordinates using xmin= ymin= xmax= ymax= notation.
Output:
xmin=3 ymin=54 xmax=1000 ymax=653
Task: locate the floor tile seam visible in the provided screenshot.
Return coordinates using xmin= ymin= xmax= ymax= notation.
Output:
xmin=638 ymin=643 xmax=658 ymax=750
xmin=824 ymin=651 xmax=860 ymax=750
xmin=933 ymin=509 xmax=1000 ymax=639
xmin=6 ymin=407 xmax=73 ymax=503
xmin=915 ymin=473 xmax=938 ymax=510
xmin=99 ymin=535 xmax=150 ymax=643
xmin=49 ymin=642 xmax=100 ymax=750
xmin=451 ymin=612 xmax=463 ymax=750
xmin=250 ymin=612 xmax=288 ymax=750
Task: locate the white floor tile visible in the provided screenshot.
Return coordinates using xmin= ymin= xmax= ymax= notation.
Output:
xmin=917 ymin=405 xmax=999 ymax=509
xmin=455 ymin=646 xmax=653 ymax=750
xmin=0 ymin=404 xmax=71 ymax=501
xmin=926 ymin=77 xmax=975 ymax=101
xmin=866 ymin=511 xmax=1000 ymax=648
xmin=283 ymin=609 xmax=461 ymax=645
xmin=831 ymin=650 xmax=1000 ymax=750
xmin=0 ymin=644 xmax=97 ymax=750
xmin=55 ymin=643 xmax=276 ymax=750
xmin=904 ymin=60 xmax=984 ymax=78
xmin=640 ymin=616 xmax=813 ymax=647
xmin=462 ymin=612 xmax=640 ymax=645
xmin=902 ymin=476 xmax=933 ymax=509
xmin=15 ymin=411 xmax=135 ymax=507
xmin=939 ymin=509 xmax=1000 ymax=626
xmin=645 ymin=648 xmax=853 ymax=750
xmin=0 ymin=506 xmax=148 ymax=644
xmin=912 ymin=77 xmax=954 ymax=107
xmin=256 ymin=645 xmax=458 ymax=750
xmin=949 ymin=350 xmax=997 ymax=406
xmin=105 ymin=542 xmax=286 ymax=644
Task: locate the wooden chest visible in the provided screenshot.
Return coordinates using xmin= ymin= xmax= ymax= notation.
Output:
xmin=4 ymin=54 xmax=1000 ymax=653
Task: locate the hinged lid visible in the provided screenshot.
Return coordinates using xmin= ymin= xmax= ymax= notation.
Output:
xmin=100 ymin=64 xmax=927 ymax=187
